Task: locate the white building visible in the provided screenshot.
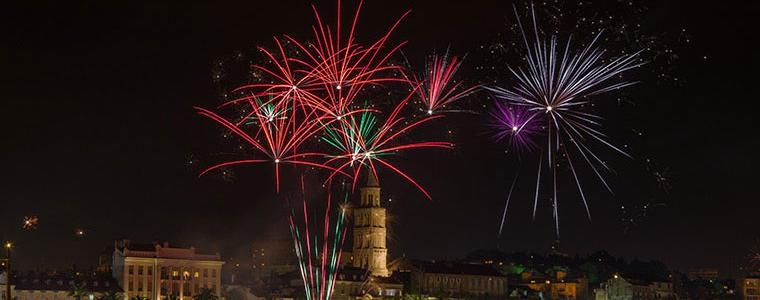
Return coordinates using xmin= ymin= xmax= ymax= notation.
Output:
xmin=111 ymin=240 xmax=224 ymax=300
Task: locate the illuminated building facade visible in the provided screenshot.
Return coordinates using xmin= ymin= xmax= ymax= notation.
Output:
xmin=8 ymin=274 xmax=121 ymax=300
xmin=520 ymin=269 xmax=588 ymax=300
xmin=738 ymin=276 xmax=760 ymax=300
xmin=688 ymin=268 xmax=719 ymax=281
xmin=332 ymin=266 xmax=404 ymax=300
xmin=388 ymin=258 xmax=508 ymax=299
xmin=352 ymin=172 xmax=390 ymax=277
xmin=594 ymin=275 xmax=676 ymax=300
xmin=111 ymin=240 xmax=223 ymax=300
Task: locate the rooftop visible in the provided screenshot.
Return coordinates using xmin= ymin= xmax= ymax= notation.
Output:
xmin=12 ymin=273 xmax=122 ymax=293
xmin=115 ymin=240 xmax=222 ymax=261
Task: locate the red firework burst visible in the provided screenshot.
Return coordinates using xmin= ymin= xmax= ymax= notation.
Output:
xmin=414 ymin=51 xmax=480 ymax=115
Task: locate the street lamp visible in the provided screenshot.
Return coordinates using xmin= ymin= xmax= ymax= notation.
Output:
xmin=4 ymin=242 xmax=11 ymax=300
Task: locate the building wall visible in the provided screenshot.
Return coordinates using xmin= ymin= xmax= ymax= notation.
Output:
xmin=119 ymin=258 xmax=222 ymax=300
xmin=596 ymin=277 xmax=633 ymax=300
xmin=15 ymin=290 xmax=79 ymax=300
xmin=412 ymin=272 xmax=507 ymax=297
xmin=525 ymin=280 xmax=587 ymax=300
xmin=595 ymin=277 xmax=675 ymax=300
xmin=332 ymin=280 xmax=403 ymax=300
xmin=738 ymin=278 xmax=760 ymax=300
xmin=351 ymin=179 xmax=389 ymax=277
xmin=112 ymin=244 xmax=223 ymax=300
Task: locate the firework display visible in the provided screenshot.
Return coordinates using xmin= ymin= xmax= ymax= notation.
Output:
xmin=194 ymin=1 xmax=473 ymax=299
xmin=22 ymin=216 xmax=38 ymax=230
xmin=321 ymin=96 xmax=452 ymax=199
xmin=288 ymin=178 xmax=349 ymax=300
xmin=194 ymin=1 xmax=453 ymax=196
xmin=413 ymin=50 xmax=480 ymax=115
xmin=487 ymin=6 xmax=644 ymax=238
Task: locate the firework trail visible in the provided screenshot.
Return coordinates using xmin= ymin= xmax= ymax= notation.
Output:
xmin=322 ymin=94 xmax=452 ymax=199
xmin=488 ymin=5 xmax=644 ymax=238
xmin=194 ymin=1 xmax=458 ymax=299
xmin=288 ymin=177 xmax=349 ymax=300
xmin=195 ymin=102 xmax=339 ymax=192
xmin=194 ymin=0 xmax=415 ymax=192
xmin=413 ymin=50 xmax=480 ymax=115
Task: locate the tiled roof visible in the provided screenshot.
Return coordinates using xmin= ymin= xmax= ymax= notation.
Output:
xmin=14 ymin=275 xmax=122 ymax=293
xmin=417 ymin=261 xmax=504 ymax=277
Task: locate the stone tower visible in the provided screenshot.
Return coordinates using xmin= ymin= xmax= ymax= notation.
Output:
xmin=352 ymin=171 xmax=389 ymax=277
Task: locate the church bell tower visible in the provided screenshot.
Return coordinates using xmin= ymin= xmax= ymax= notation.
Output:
xmin=352 ymin=171 xmax=389 ymax=277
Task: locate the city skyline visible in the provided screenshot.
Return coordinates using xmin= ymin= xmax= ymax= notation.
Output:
xmin=1 ymin=0 xmax=757 ymax=281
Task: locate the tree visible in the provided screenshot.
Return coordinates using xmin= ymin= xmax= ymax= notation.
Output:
xmin=402 ymin=294 xmax=426 ymax=300
xmin=192 ymin=288 xmax=219 ymax=300
xmin=98 ymin=291 xmax=122 ymax=300
xmin=130 ymin=295 xmax=148 ymax=300
xmin=165 ymin=294 xmax=178 ymax=300
xmin=69 ymin=283 xmax=89 ymax=300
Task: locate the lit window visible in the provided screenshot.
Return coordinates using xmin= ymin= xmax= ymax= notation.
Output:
xmin=194 ymin=272 xmax=200 ymax=278
xmin=172 ymin=271 xmax=179 ymax=277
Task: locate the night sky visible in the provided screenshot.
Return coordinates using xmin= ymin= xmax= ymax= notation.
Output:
xmin=2 ymin=1 xmax=758 ymax=278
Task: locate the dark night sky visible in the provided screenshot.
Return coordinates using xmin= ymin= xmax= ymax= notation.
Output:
xmin=1 ymin=1 xmax=758 ymax=278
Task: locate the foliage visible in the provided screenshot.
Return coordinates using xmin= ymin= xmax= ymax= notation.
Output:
xmin=68 ymin=284 xmax=89 ymax=300
xmin=193 ymin=288 xmax=219 ymax=300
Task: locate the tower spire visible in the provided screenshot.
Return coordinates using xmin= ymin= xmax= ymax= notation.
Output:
xmin=366 ymin=170 xmax=380 ymax=187
xmin=352 ymin=169 xmax=389 ymax=277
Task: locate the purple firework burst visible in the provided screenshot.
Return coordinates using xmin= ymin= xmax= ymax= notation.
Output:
xmin=489 ymin=100 xmax=541 ymax=152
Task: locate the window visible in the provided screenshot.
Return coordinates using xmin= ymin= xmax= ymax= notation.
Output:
xmin=172 ymin=270 xmax=179 ymax=278
xmin=128 ymin=266 xmax=134 ymax=275
xmin=138 ymin=266 xmax=143 ymax=275
xmin=147 ymin=266 xmax=153 ymax=276
xmin=203 ymin=269 xmax=208 ymax=278
xmin=128 ymin=280 xmax=133 ymax=291
xmin=211 ymin=269 xmax=217 ymax=278
xmin=138 ymin=281 xmax=143 ymax=291
xmin=194 ymin=272 xmax=200 ymax=278
xmin=147 ymin=280 xmax=152 ymax=292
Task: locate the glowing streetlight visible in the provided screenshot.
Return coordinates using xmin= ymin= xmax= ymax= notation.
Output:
xmin=4 ymin=241 xmax=11 ymax=300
